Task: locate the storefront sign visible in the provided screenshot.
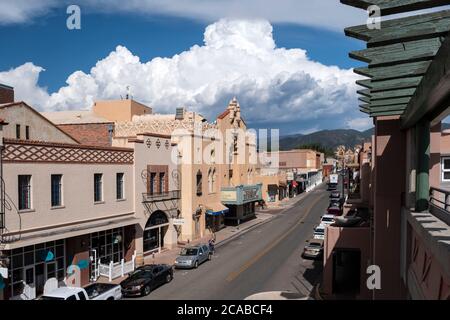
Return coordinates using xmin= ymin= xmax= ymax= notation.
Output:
xmin=221 ymin=190 xmax=237 ymax=202
xmin=172 ymin=218 xmax=185 ymax=226
xmin=243 ymin=187 xmax=259 ymax=202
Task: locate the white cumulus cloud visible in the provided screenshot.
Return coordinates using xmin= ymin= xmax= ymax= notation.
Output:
xmin=346 ymin=117 xmax=373 ymax=131
xmin=0 ymin=19 xmax=360 ymax=127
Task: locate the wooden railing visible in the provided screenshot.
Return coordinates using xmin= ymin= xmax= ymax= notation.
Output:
xmin=429 ymin=187 xmax=450 ymax=225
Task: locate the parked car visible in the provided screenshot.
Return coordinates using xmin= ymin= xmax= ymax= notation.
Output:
xmin=313 ymin=225 xmax=325 ymax=240
xmin=327 ymin=206 xmax=343 ymax=216
xmin=329 ymin=191 xmax=340 ymax=199
xmin=327 ymin=183 xmax=337 ymax=191
xmin=302 ymin=238 xmax=324 ymax=259
xmin=40 ymin=283 xmax=122 ymax=300
xmin=174 ymin=244 xmax=212 ymax=269
xmin=320 ymin=214 xmax=336 ymax=226
xmin=120 ymin=264 xmax=173 ymax=297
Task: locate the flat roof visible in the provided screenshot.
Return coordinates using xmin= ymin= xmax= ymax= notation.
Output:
xmin=41 ymin=111 xmax=112 ymax=125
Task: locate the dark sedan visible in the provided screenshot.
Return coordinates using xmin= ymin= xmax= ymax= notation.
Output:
xmin=120 ymin=264 xmax=173 ymax=297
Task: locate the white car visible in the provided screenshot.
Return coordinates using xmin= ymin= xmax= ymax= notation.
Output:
xmin=313 ymin=225 xmax=325 ymax=240
xmin=40 ymin=283 xmax=122 ymax=300
xmin=320 ymin=214 xmax=335 ymax=226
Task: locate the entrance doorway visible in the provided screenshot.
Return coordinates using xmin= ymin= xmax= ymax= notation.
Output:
xmin=332 ymin=249 xmax=361 ymax=295
xmin=144 ymin=211 xmax=169 ymax=253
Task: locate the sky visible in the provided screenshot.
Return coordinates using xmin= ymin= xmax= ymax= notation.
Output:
xmin=0 ymin=0 xmax=374 ymax=135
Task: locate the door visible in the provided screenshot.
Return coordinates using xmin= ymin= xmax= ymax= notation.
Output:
xmin=152 ymin=266 xmax=164 ymax=286
xmin=89 ymin=249 xmax=98 ymax=281
xmin=23 ymin=266 xmax=36 ymax=300
xmin=45 ymin=261 xmax=57 ymax=281
xmin=198 ymin=247 xmax=206 ymax=263
xmin=332 ymin=249 xmax=361 ymax=295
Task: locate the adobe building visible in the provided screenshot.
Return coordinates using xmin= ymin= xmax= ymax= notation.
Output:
xmin=320 ymin=1 xmax=450 ymax=300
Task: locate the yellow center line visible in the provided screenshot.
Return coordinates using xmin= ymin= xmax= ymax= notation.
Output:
xmin=225 ymin=193 xmax=326 ymax=282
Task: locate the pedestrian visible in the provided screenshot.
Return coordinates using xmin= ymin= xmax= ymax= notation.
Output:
xmin=208 ymin=238 xmax=215 ymax=254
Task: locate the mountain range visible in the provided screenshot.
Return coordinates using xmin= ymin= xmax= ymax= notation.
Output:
xmin=279 ymin=123 xmax=450 ymax=151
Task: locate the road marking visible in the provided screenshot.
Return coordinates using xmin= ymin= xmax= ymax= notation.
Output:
xmin=225 ymin=194 xmax=326 ymax=282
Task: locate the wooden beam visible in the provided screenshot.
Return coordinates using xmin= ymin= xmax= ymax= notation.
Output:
xmin=359 ymin=96 xmax=371 ymax=103
xmin=370 ymin=104 xmax=409 ymax=112
xmin=371 ymin=110 xmax=405 ymax=116
xmin=349 ymin=37 xmax=442 ymax=66
xmin=357 ymin=89 xmax=372 ymax=97
xmin=354 ymin=60 xmax=431 ymax=80
xmin=370 ymin=97 xmax=412 ymax=106
xmin=370 ymin=87 xmax=416 ymax=100
xmin=402 ymin=33 xmax=450 ymax=128
xmin=341 ymin=0 xmax=450 ymax=16
xmin=368 ymin=76 xmax=423 ymax=91
xmin=344 ymin=10 xmax=450 ymax=43
xmin=356 ymin=79 xmax=373 ymax=89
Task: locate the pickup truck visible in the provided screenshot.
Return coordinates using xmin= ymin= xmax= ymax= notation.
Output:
xmin=40 ymin=283 xmax=122 ymax=300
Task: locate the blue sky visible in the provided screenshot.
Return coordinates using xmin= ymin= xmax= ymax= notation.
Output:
xmin=0 ymin=1 xmax=370 ymax=135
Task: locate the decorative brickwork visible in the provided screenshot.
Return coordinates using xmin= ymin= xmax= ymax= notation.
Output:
xmin=2 ymin=139 xmax=134 ymax=164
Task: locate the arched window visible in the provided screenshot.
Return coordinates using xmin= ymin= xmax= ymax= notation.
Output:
xmin=196 ymin=170 xmax=203 ymax=196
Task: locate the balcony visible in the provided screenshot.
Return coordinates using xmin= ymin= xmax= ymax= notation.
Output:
xmin=142 ymin=190 xmax=181 ymax=203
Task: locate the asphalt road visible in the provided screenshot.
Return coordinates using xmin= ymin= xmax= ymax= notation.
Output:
xmin=128 ymin=183 xmax=330 ymax=300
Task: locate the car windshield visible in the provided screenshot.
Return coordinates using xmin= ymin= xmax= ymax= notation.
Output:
xmin=181 ymin=248 xmax=198 ymax=256
xmin=40 ymin=296 xmax=65 ymax=300
xmin=322 ymin=217 xmax=334 ymax=222
xmin=129 ymin=269 xmax=149 ymax=279
xmin=309 ymin=242 xmax=322 ymax=247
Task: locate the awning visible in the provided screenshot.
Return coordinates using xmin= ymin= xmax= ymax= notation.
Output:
xmin=206 ymin=203 xmax=229 ymax=216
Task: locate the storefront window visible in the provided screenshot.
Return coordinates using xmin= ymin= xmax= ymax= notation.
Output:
xmin=90 ymin=228 xmax=124 ymax=264
xmin=5 ymin=241 xmax=65 ymax=299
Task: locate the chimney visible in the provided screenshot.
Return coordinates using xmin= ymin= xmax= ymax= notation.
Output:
xmin=0 ymin=84 xmax=14 ymax=104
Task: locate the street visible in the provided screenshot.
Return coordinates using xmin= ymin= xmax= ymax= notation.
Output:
xmin=128 ymin=183 xmax=329 ymax=300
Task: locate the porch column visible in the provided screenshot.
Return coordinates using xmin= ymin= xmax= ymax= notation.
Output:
xmin=415 ymin=120 xmax=430 ymax=212
xmin=373 ymin=116 xmax=406 ymax=299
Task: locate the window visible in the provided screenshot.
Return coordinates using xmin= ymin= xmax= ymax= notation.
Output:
xmin=442 ymin=157 xmax=450 ymax=181
xmin=208 ymin=169 xmax=213 ymax=194
xmin=16 ymin=124 xmax=20 ymax=139
xmin=159 ymin=172 xmax=165 ymax=193
xmin=116 ymin=173 xmax=124 ymax=200
xmin=196 ymin=170 xmax=202 ymax=196
xmin=25 ymin=126 xmax=30 ymax=140
xmin=149 ymin=172 xmax=156 ymax=195
xmin=51 ymin=175 xmax=63 ymax=207
xmin=94 ymin=174 xmax=103 ymax=202
xmin=18 ymin=175 xmax=31 ymax=210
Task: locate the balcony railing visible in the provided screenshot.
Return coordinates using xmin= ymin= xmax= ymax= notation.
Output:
xmin=429 ymin=187 xmax=450 ymax=225
xmin=142 ymin=190 xmax=181 ymax=203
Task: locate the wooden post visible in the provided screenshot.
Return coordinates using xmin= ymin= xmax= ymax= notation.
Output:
xmin=415 ymin=120 xmax=430 ymax=212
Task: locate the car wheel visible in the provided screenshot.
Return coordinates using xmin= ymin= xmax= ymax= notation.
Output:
xmin=194 ymin=260 xmax=199 ymax=268
xmin=143 ymin=285 xmax=151 ymax=296
xmin=166 ymin=273 xmax=173 ymax=283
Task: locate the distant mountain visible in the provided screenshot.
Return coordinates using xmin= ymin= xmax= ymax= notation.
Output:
xmin=280 ymin=128 xmax=374 ymax=151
